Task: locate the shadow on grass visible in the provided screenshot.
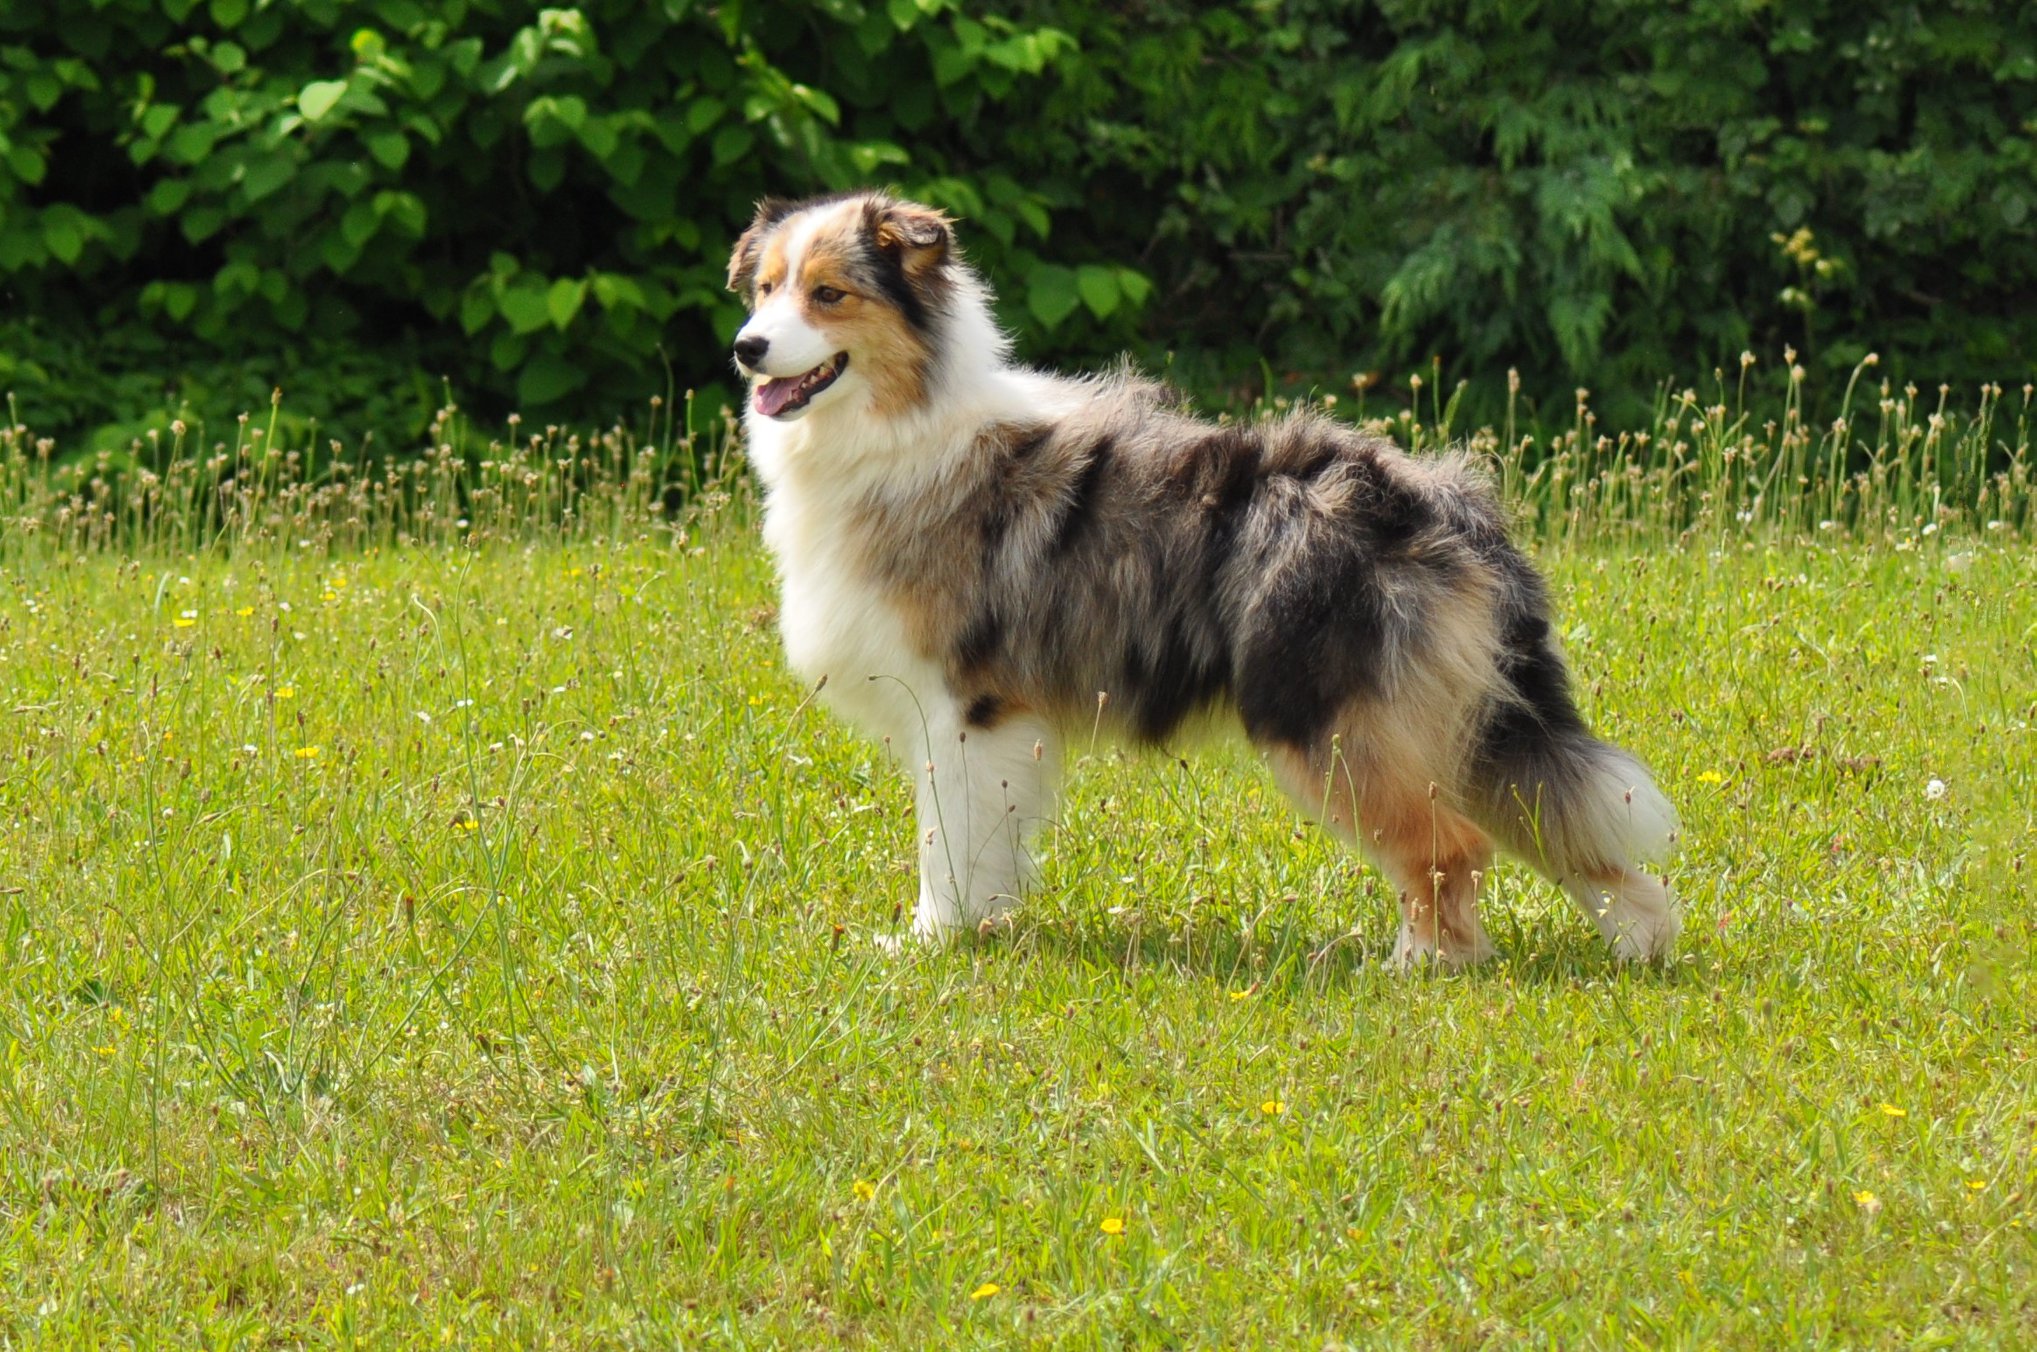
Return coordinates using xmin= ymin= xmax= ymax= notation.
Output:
xmin=936 ymin=906 xmax=1702 ymax=996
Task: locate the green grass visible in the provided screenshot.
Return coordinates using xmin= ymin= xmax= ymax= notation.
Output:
xmin=0 ymin=395 xmax=2033 ymax=1346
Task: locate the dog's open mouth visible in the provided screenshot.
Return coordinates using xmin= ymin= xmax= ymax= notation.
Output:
xmin=754 ymin=353 xmax=849 ymax=418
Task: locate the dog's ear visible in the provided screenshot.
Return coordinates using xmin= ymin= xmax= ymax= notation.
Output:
xmin=727 ymin=198 xmax=794 ymax=292
xmin=871 ymin=200 xmax=952 ymax=278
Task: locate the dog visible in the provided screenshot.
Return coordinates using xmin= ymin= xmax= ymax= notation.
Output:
xmin=727 ymin=190 xmax=1679 ymax=965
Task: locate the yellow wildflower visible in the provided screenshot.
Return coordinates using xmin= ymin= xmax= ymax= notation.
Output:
xmin=1260 ymin=1099 xmax=1285 ymax=1116
xmin=294 ymin=746 xmax=320 ymax=759
xmin=852 ymin=1179 xmax=877 ymax=1203
xmin=969 ymin=1282 xmax=999 ymax=1300
xmin=1099 ymin=1217 xmax=1125 ymax=1236
xmin=1696 ymin=770 xmax=1723 ymax=784
xmin=1878 ymin=1103 xmax=1906 ymax=1118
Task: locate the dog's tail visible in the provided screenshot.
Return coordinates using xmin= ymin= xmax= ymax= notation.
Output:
xmin=1467 ymin=567 xmax=1681 ymax=959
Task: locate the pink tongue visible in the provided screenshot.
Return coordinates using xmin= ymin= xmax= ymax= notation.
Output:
xmin=755 ymin=377 xmax=800 ymax=417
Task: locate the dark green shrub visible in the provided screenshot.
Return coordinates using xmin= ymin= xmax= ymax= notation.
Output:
xmin=0 ymin=0 xmax=1140 ymax=448
xmin=1014 ymin=0 xmax=2037 ymax=424
xmin=2 ymin=1 xmax=2031 ymax=449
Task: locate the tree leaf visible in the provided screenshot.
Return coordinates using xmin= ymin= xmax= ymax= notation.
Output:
xmin=547 ymin=277 xmax=587 ymax=331
xmin=460 ymin=287 xmax=494 ymax=336
xmin=298 ymin=80 xmax=348 ymax=123
xmin=341 ymin=201 xmax=379 ymax=248
xmin=372 ymin=190 xmax=427 ymax=237
xmin=365 ymin=131 xmax=408 ymax=170
xmin=141 ymin=104 xmax=180 ymax=141
xmin=518 ymin=353 xmax=587 ymax=407
xmin=240 ymin=151 xmax=295 ymax=202
xmin=1026 ymin=263 xmax=1080 ymax=329
xmin=8 ymin=146 xmax=48 ymax=186
xmin=43 ymin=210 xmax=86 ymax=266
xmin=1076 ymin=264 xmax=1119 ymax=319
xmin=498 ymin=285 xmax=552 ymax=335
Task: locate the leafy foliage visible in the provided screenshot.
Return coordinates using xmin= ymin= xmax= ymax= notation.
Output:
xmin=1018 ymin=0 xmax=2037 ymax=422
xmin=1 ymin=0 xmax=2032 ymax=447
xmin=0 ymin=0 xmax=1129 ymax=447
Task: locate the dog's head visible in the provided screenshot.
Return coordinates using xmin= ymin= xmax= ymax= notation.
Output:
xmin=726 ymin=192 xmax=955 ymax=423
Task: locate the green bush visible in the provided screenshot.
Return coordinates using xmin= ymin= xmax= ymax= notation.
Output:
xmin=0 ymin=0 xmax=1139 ymax=448
xmin=2 ymin=1 xmax=2032 ymax=449
xmin=1013 ymin=0 xmax=2037 ymax=423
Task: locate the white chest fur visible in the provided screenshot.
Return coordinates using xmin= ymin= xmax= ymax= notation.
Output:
xmin=761 ymin=477 xmax=947 ymax=744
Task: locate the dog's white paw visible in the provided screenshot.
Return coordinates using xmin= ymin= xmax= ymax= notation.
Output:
xmin=872 ymin=930 xmax=919 ymax=959
xmin=1390 ymin=926 xmax=1496 ymax=973
xmin=1608 ymin=908 xmax=1681 ymax=964
xmin=873 ymin=920 xmax=962 ymax=957
xmin=1389 ymin=927 xmax=1437 ymax=974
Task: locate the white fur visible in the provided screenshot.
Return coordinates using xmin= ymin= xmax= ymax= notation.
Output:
xmin=743 ymin=241 xmax=1079 ymax=936
xmin=738 ymin=209 xmax=1679 ymax=959
xmin=1561 ymin=750 xmax=1680 ymax=960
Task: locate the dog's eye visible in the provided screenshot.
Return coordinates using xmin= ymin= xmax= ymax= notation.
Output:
xmin=812 ymin=285 xmax=846 ymax=304
xmin=757 ymin=280 xmax=776 ymax=297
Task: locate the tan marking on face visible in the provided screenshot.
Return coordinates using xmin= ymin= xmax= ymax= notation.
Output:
xmin=791 ymin=218 xmax=932 ymax=418
xmin=753 ymin=230 xmax=793 ymax=297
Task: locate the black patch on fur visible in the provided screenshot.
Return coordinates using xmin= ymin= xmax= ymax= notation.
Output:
xmin=1282 ymin=435 xmax=1339 ymax=482
xmin=1122 ymin=620 xmax=1230 ymax=742
xmin=955 ymin=609 xmax=1005 ymax=677
xmin=728 ymin=197 xmax=806 ymax=292
xmin=1211 ymin=442 xmax=1263 ymax=515
xmin=980 ymin=499 xmax=1014 ymax=552
xmin=1235 ymin=571 xmax=1393 ymax=746
xmin=752 ymin=196 xmax=802 ymax=229
xmin=1478 ymin=564 xmax=1589 ymax=761
xmin=1049 ymin=437 xmax=1114 ymax=556
xmin=983 ymin=430 xmax=1051 ymax=549
xmin=865 ymin=237 xmax=933 ymax=332
xmin=1007 ymin=426 xmax=1052 ymax=463
xmin=1180 ymin=427 xmax=1259 ymax=503
xmin=1231 ymin=451 xmax=1448 ymax=746
xmin=964 ymin=694 xmax=1006 ymax=729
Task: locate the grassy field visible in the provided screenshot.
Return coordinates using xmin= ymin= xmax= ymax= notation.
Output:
xmin=0 ymin=393 xmax=2033 ymax=1346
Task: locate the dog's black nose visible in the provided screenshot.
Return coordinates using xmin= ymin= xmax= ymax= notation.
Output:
xmin=733 ymin=335 xmax=769 ymax=367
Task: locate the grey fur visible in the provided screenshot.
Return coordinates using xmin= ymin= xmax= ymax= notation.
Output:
xmin=734 ymin=192 xmax=1680 ymax=963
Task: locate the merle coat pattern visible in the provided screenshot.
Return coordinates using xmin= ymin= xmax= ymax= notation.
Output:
xmin=729 ymin=191 xmax=1679 ymax=964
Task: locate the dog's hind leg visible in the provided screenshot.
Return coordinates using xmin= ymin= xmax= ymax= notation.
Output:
xmin=1268 ymin=743 xmax=1498 ymax=969
xmin=908 ymin=702 xmax=1060 ymax=940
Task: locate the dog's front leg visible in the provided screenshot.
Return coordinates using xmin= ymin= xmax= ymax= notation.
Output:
xmin=908 ymin=707 xmax=1060 ymax=940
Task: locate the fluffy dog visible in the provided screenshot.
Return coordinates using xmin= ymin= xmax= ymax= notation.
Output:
xmin=727 ymin=190 xmax=1678 ymax=965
